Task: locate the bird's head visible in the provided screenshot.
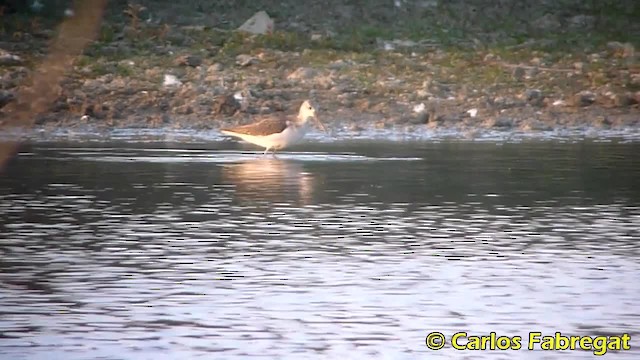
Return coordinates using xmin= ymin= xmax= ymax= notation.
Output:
xmin=297 ymin=100 xmax=326 ymax=132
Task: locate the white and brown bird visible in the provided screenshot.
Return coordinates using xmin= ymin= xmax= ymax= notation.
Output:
xmin=220 ymin=100 xmax=326 ymax=156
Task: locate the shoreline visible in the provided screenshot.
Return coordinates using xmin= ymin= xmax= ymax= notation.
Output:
xmin=1 ymin=1 xmax=638 ymax=139
xmin=5 ymin=124 xmax=639 ymax=144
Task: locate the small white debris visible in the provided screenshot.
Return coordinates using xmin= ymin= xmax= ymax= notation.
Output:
xmin=163 ymin=74 xmax=181 ymax=87
xmin=64 ymin=8 xmax=74 ymax=17
xmin=467 ymin=108 xmax=478 ymax=117
xmin=80 ymin=115 xmax=89 ymax=121
xmin=233 ymin=92 xmax=244 ymax=102
xmin=552 ymin=99 xmax=566 ymax=106
xmin=413 ymin=103 xmax=426 ymax=113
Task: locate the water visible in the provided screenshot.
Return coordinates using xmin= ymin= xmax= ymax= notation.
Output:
xmin=1 ymin=140 xmax=639 ymax=359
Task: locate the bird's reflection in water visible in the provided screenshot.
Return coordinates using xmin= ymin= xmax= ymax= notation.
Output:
xmin=221 ymin=159 xmax=315 ymax=204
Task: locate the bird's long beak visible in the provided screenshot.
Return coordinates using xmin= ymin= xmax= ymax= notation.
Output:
xmin=314 ymin=116 xmax=327 ymax=133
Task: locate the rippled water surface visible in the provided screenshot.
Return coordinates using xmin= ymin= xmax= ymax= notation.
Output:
xmin=1 ymin=140 xmax=639 ymax=359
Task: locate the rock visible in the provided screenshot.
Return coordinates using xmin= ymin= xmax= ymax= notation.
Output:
xmin=520 ymin=120 xmax=552 ymax=131
xmin=175 ymin=54 xmax=203 ymax=67
xmin=0 ymin=91 xmax=14 ymax=109
xmin=163 ymin=74 xmax=182 ymax=87
xmin=408 ymin=112 xmax=429 ymax=125
xmin=287 ymin=67 xmax=318 ymax=81
xmin=573 ymin=62 xmax=584 ymax=72
xmin=607 ymin=41 xmax=635 ymax=58
xmin=492 ymin=96 xmax=524 ymax=109
xmin=524 ymin=89 xmax=545 ymax=107
xmin=612 ymin=93 xmax=638 ymax=107
xmin=235 ymin=54 xmax=256 ymax=67
xmin=354 ymin=99 xmax=371 ymax=112
xmin=568 ymin=15 xmax=596 ymax=29
xmin=233 ymin=89 xmax=255 ymax=110
xmin=0 ymin=49 xmax=23 ymax=66
xmin=484 ymin=117 xmax=513 ymax=128
xmin=512 ymin=66 xmax=525 ymax=81
xmin=525 ymin=67 xmax=539 ymax=79
xmin=205 ymin=64 xmax=224 ymax=83
xmin=573 ymin=91 xmax=596 ymax=107
xmin=588 ymin=53 xmax=601 ymax=63
xmin=237 ymin=11 xmax=274 ymax=35
xmin=314 ymin=74 xmax=335 ymax=89
xmin=596 ymin=116 xmax=612 ymax=127
xmin=83 ymin=103 xmax=105 ymax=119
xmin=50 ymin=98 xmax=69 ymax=112
xmin=260 ymin=100 xmax=286 ymax=113
xmin=175 ymin=105 xmax=194 ymax=115
xmin=532 ymin=14 xmax=561 ymax=31
xmin=208 ymin=63 xmax=223 ymax=73
xmin=416 ymin=89 xmax=431 ymax=99
xmin=212 ymin=95 xmax=240 ymax=116
xmin=328 ymin=60 xmax=350 ymax=70
xmin=483 ymin=53 xmax=498 ymax=62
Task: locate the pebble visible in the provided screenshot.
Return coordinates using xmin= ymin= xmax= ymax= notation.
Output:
xmin=525 ymin=89 xmax=545 ymax=107
xmin=512 ymin=66 xmax=525 ymax=81
xmin=0 ymin=91 xmax=14 ymax=108
xmin=573 ymin=91 xmax=596 ymax=107
xmin=0 ymin=49 xmax=23 ymax=66
xmin=212 ymin=95 xmax=240 ymax=116
xmin=613 ymin=93 xmax=638 ymax=107
xmin=287 ymin=67 xmax=318 ymax=81
xmin=235 ymin=54 xmax=257 ymax=67
xmin=175 ymin=54 xmax=203 ymax=67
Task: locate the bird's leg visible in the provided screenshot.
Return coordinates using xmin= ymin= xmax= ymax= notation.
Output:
xmin=271 ymin=149 xmax=278 ymax=159
xmin=263 ymin=147 xmax=270 ymax=157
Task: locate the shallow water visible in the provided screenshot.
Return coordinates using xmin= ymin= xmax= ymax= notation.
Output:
xmin=1 ymin=140 xmax=639 ymax=359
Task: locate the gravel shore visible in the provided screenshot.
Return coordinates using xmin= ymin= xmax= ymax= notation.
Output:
xmin=0 ymin=0 xmax=638 ymax=138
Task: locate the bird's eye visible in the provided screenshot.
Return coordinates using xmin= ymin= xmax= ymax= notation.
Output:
xmin=308 ymin=106 xmax=312 ymax=110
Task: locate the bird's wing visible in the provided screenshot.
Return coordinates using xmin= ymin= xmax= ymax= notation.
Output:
xmin=221 ymin=116 xmax=289 ymax=136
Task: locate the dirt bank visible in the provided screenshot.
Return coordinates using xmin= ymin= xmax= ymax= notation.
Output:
xmin=0 ymin=0 xmax=638 ymax=137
